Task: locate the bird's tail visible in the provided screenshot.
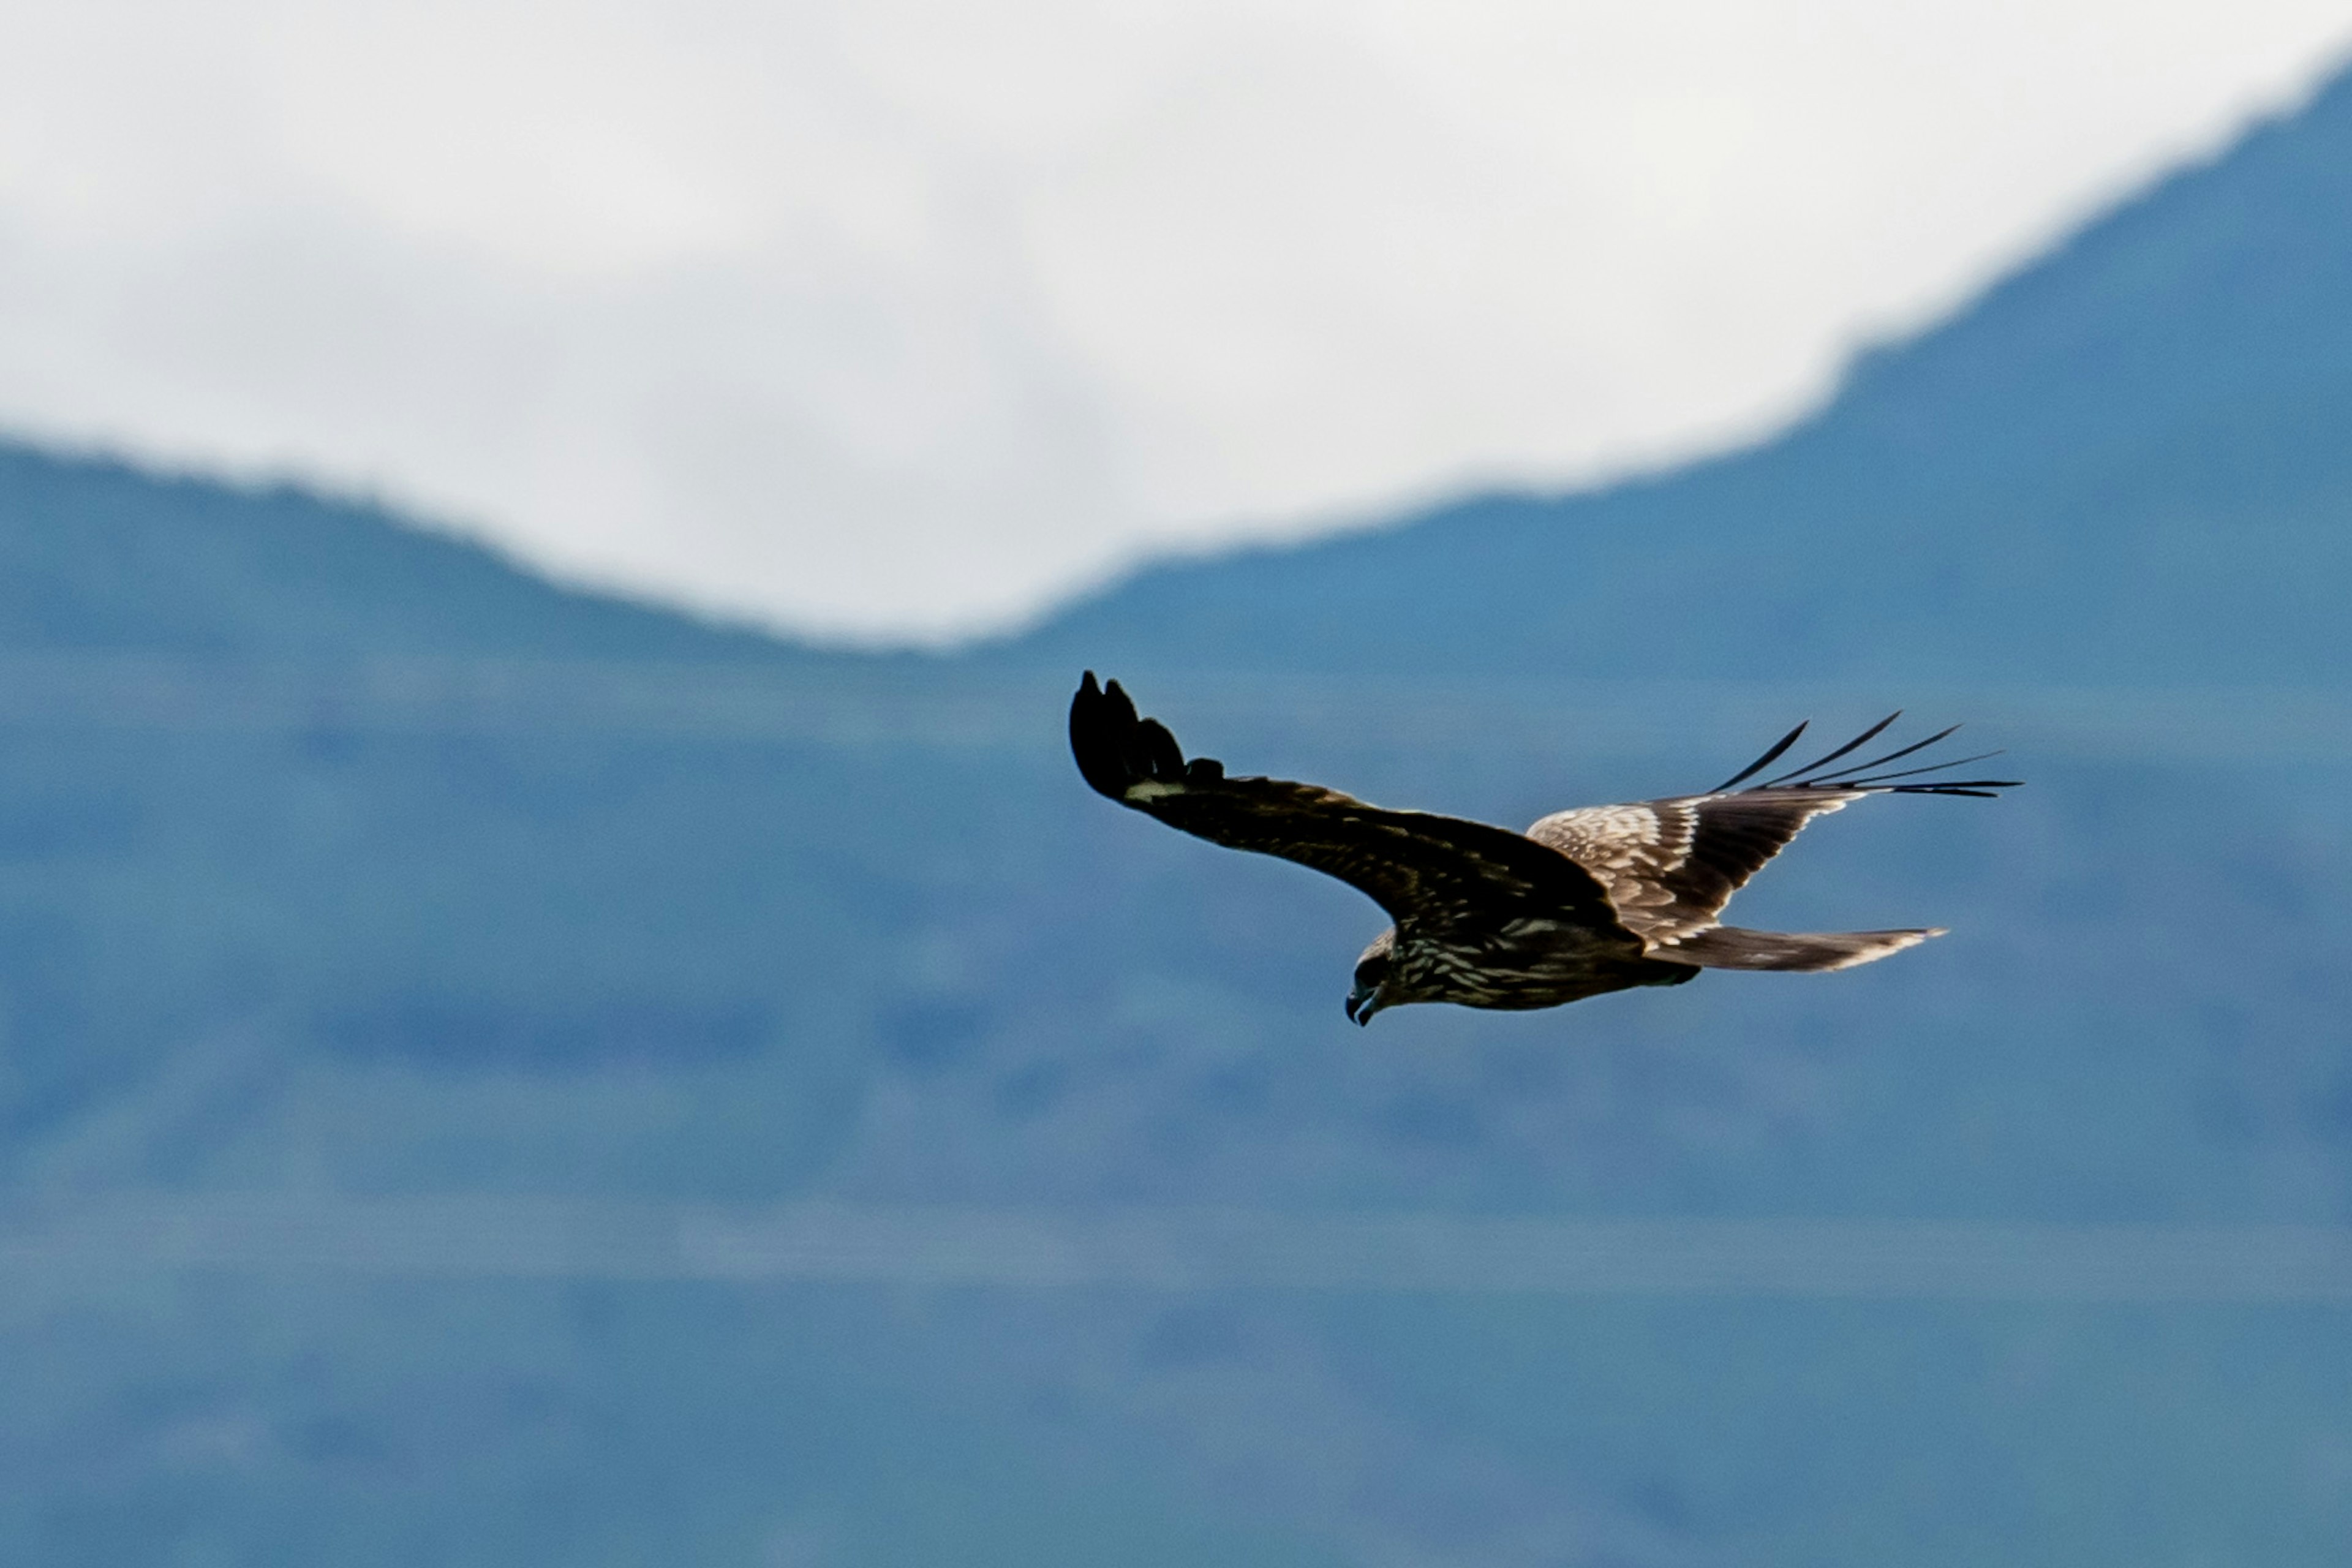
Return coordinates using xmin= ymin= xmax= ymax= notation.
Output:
xmin=1657 ymin=925 xmax=1942 ymax=972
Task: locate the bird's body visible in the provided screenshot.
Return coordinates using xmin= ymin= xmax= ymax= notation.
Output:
xmin=1347 ymin=916 xmax=1694 ymax=1014
xmin=1069 ymin=673 xmax=2017 ymax=1022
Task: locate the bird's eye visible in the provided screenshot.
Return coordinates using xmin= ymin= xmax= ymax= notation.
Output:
xmin=1354 ymin=955 xmax=1387 ymax=987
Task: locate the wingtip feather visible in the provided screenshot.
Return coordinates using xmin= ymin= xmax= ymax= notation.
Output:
xmin=1713 ymin=720 xmax=1811 ymax=793
xmin=1070 ymin=672 xmax=1205 ymax=804
xmin=1759 ymin=710 xmax=1902 ymax=788
xmin=1069 ymin=671 xmax=1134 ymax=799
xmin=1726 ymin=711 xmax=2023 ymax=798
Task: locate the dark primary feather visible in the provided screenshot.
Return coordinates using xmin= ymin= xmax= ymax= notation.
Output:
xmin=1711 ymin=720 xmax=1811 ymax=792
xmin=1677 ymin=717 xmax=2019 ymax=912
xmin=1740 ymin=714 xmax=2022 ymax=797
xmin=1756 ymin=711 xmax=1902 ymax=786
xmin=1070 ymin=672 xmax=1623 ymax=930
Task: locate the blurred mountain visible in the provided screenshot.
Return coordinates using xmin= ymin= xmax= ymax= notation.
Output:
xmin=1009 ymin=67 xmax=2352 ymax=690
xmin=0 ymin=447 xmax=810 ymax=662
xmin=4 ymin=61 xmax=2352 ymax=1568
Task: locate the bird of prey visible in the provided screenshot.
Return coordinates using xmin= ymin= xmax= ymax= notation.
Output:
xmin=1069 ymin=673 xmax=2017 ymax=1023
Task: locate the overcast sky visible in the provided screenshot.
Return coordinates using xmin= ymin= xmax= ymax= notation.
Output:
xmin=1 ymin=2 xmax=2346 ymax=642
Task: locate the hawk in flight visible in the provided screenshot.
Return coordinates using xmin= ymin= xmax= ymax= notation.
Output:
xmin=1070 ymin=673 xmax=2017 ymax=1023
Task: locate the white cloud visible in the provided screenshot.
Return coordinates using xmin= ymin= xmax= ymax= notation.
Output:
xmin=0 ymin=1 xmax=2345 ymax=641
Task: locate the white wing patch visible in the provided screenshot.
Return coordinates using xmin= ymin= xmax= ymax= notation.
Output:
xmin=1525 ymin=801 xmax=1698 ymax=938
xmin=1527 ymin=791 xmax=1857 ymax=946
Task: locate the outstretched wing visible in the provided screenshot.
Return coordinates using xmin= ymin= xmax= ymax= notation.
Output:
xmin=1528 ymin=790 xmax=1866 ymax=945
xmin=1071 ymin=673 xmax=1625 ymax=932
xmin=1527 ymin=715 xmax=2020 ymax=946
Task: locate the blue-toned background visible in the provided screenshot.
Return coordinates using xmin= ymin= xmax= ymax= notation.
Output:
xmin=5 ymin=65 xmax=2352 ymax=1568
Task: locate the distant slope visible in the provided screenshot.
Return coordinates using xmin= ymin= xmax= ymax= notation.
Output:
xmin=0 ymin=445 xmax=801 ymax=662
xmin=1004 ymin=69 xmax=2352 ymax=688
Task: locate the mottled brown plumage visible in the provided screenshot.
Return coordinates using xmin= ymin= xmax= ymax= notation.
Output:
xmin=1069 ymin=673 xmax=2018 ymax=1022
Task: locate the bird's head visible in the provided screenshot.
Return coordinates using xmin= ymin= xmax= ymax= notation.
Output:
xmin=1345 ymin=929 xmax=1397 ymax=1026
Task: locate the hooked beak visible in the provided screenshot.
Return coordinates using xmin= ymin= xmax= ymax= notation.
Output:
xmin=1345 ymin=983 xmax=1385 ymax=1026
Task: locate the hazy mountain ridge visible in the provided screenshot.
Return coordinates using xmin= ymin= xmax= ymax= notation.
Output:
xmin=0 ymin=445 xmax=805 ymax=663
xmin=1005 ymin=70 xmax=2352 ymax=688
